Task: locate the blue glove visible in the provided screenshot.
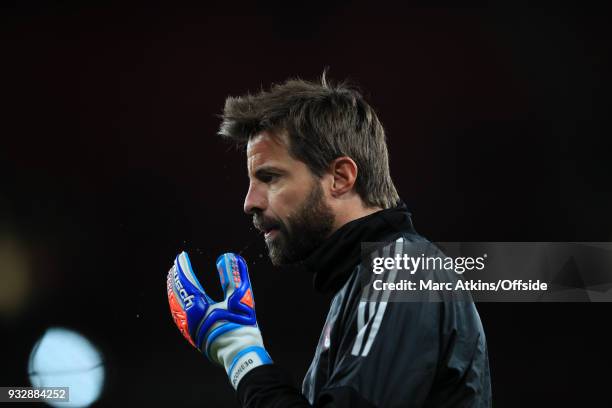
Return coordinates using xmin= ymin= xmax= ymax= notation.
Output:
xmin=167 ymin=251 xmax=272 ymax=388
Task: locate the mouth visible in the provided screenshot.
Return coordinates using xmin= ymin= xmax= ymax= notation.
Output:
xmin=264 ymin=227 xmax=280 ymax=239
xmin=254 ymin=217 xmax=281 ymax=239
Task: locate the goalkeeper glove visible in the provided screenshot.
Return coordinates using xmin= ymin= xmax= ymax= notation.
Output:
xmin=166 ymin=251 xmax=272 ymax=388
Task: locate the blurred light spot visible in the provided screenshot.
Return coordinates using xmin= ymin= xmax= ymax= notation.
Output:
xmin=29 ymin=327 xmax=105 ymax=407
xmin=0 ymin=234 xmax=31 ymax=319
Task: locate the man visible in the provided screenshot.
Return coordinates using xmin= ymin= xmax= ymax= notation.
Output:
xmin=167 ymin=74 xmax=492 ymax=407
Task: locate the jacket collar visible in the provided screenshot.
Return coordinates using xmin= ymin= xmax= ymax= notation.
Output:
xmin=300 ymin=201 xmax=416 ymax=294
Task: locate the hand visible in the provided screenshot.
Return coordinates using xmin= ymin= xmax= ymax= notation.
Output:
xmin=166 ymin=251 xmax=272 ymax=388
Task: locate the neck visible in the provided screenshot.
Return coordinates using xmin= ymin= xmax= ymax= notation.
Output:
xmin=301 ymin=200 xmax=412 ymax=294
xmin=331 ymin=203 xmax=383 ymax=235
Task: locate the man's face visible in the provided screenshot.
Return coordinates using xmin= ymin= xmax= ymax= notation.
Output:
xmin=244 ymin=130 xmax=335 ymax=265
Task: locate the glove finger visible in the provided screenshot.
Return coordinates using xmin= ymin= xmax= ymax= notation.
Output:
xmin=167 ymin=269 xmax=195 ymax=347
xmin=175 ymin=251 xmax=212 ymax=304
xmin=168 ymin=252 xmax=213 ymax=349
xmin=216 ymin=253 xmax=253 ymax=307
xmin=170 ymin=252 xmax=213 ymax=325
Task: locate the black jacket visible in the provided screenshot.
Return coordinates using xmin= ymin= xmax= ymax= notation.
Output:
xmin=238 ymin=203 xmax=492 ymax=407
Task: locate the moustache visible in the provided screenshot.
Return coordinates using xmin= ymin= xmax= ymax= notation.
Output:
xmin=253 ymin=214 xmax=283 ymax=234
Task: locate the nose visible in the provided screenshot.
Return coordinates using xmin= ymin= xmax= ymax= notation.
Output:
xmin=243 ymin=181 xmax=267 ymax=215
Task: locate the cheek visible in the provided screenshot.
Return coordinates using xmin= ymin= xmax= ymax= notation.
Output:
xmin=268 ymin=184 xmax=309 ymax=218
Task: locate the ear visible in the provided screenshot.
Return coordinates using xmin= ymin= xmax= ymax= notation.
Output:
xmin=329 ymin=156 xmax=358 ymax=198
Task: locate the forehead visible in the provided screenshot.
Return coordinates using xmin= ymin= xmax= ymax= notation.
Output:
xmin=246 ymin=130 xmax=291 ymax=166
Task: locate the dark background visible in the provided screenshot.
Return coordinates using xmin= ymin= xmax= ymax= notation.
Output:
xmin=1 ymin=2 xmax=610 ymax=407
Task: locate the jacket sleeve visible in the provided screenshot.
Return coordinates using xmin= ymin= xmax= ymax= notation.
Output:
xmin=237 ymin=364 xmax=376 ymax=408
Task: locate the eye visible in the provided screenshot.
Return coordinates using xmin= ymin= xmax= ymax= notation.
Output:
xmin=259 ymin=172 xmax=279 ymax=183
xmin=255 ymin=169 xmax=280 ymax=184
xmin=254 ymin=167 xmax=284 ymax=184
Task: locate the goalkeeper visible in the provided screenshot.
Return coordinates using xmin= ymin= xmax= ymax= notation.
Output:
xmin=167 ymin=74 xmax=492 ymax=407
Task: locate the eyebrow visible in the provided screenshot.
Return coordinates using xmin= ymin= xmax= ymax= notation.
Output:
xmin=252 ymin=165 xmax=285 ymax=180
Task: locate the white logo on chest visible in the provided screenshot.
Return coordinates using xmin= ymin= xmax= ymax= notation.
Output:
xmin=322 ymin=323 xmax=332 ymax=350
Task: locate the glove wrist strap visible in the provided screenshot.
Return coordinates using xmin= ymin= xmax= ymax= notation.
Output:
xmin=227 ymin=346 xmax=273 ymax=389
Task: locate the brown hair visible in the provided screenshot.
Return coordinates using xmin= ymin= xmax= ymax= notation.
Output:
xmin=218 ymin=73 xmax=400 ymax=209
